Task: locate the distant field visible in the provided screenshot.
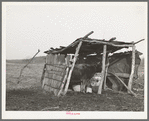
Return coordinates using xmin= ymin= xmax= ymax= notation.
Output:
xmin=6 ymin=57 xmax=144 ymax=111
xmin=6 ymin=56 xmax=46 ymax=64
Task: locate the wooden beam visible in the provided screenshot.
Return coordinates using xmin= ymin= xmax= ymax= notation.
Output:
xmin=134 ymin=39 xmax=144 ymax=45
xmin=108 ymin=72 xmax=137 ymax=97
xmin=51 ymin=31 xmax=94 ymax=54
xmin=98 ymin=45 xmax=107 ymax=94
xmin=83 ymin=31 xmax=94 ymax=38
xmin=128 ymin=43 xmax=136 ymax=93
xmin=63 ymin=41 xmax=83 ymax=95
xmin=82 ymin=40 xmax=133 ymax=47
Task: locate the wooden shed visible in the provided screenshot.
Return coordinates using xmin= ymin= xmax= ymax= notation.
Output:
xmin=41 ymin=31 xmax=144 ymax=96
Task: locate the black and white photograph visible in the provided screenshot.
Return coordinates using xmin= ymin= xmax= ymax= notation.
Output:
xmin=2 ymin=2 xmax=148 ymax=119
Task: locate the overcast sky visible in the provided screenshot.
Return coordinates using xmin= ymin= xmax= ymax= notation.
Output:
xmin=3 ymin=2 xmax=147 ymax=59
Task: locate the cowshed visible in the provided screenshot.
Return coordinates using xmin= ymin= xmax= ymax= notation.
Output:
xmin=41 ymin=31 xmax=144 ymax=96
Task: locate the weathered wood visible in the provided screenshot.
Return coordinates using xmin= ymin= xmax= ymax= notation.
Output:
xmin=57 ymin=67 xmax=69 ymax=96
xmin=107 ymin=76 xmax=119 ymax=91
xmin=57 ymin=55 xmax=71 ymax=97
xmin=98 ymin=45 xmax=107 ymax=94
xmin=44 ymin=84 xmax=61 ymax=90
xmin=82 ymin=40 xmax=133 ymax=47
xmin=128 ymin=44 xmax=136 ymax=93
xmin=42 ymin=54 xmax=68 ymax=96
xmin=51 ymin=31 xmax=94 ymax=54
xmin=112 ymin=73 xmax=130 ymax=78
xmin=46 ymin=54 xmax=54 ymax=64
xmin=17 ymin=49 xmax=40 ymax=84
xmin=104 ymin=57 xmax=109 ymax=89
xmin=63 ymin=41 xmax=83 ymax=95
xmin=41 ymin=64 xmax=46 ymax=84
xmin=44 ymin=76 xmax=64 ymax=82
xmin=45 ymin=64 xmax=66 ymax=69
xmin=134 ymin=39 xmax=145 ymax=45
xmin=109 ymin=72 xmax=137 ymax=97
xmin=83 ymin=31 xmax=94 ymax=38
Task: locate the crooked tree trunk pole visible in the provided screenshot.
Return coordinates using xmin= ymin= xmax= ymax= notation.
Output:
xmin=17 ymin=49 xmax=40 ymax=84
xmin=104 ymin=56 xmax=109 ymax=89
xmin=98 ymin=45 xmax=107 ymax=94
xmin=63 ymin=31 xmax=94 ymax=95
xmin=128 ymin=43 xmax=136 ymax=93
xmin=63 ymin=41 xmax=82 ymax=95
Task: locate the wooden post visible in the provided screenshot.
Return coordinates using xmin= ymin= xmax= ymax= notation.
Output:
xmin=128 ymin=43 xmax=136 ymax=93
xmin=98 ymin=45 xmax=107 ymax=94
xmin=63 ymin=41 xmax=83 ymax=95
xmin=57 ymin=55 xmax=72 ymax=96
xmin=104 ymin=56 xmax=109 ymax=90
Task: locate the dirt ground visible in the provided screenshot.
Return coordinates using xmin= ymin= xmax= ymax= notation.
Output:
xmin=6 ymin=61 xmax=144 ymax=111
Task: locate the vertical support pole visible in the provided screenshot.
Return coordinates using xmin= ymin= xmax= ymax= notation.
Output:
xmin=104 ymin=55 xmax=109 ymax=90
xmin=98 ymin=45 xmax=107 ymax=94
xmin=128 ymin=43 xmax=135 ymax=93
xmin=57 ymin=55 xmax=72 ymax=97
xmin=63 ymin=41 xmax=83 ymax=95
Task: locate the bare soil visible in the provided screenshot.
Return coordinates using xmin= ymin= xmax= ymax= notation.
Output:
xmin=6 ymin=60 xmax=144 ymax=111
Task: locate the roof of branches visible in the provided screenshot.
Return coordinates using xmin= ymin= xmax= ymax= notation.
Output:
xmin=44 ymin=31 xmax=143 ymax=56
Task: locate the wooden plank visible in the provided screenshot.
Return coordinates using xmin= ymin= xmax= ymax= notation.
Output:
xmin=54 ymin=54 xmax=67 ymax=96
xmin=44 ymin=54 xmax=58 ymax=95
xmin=44 ymin=84 xmax=60 ymax=90
xmin=45 ymin=64 xmax=66 ymax=69
xmin=53 ymin=55 xmax=60 ymax=95
xmin=82 ymin=40 xmax=133 ymax=47
xmin=128 ymin=44 xmax=136 ymax=93
xmin=63 ymin=41 xmax=83 ymax=95
xmin=57 ymin=54 xmax=65 ymax=65
xmin=45 ymin=65 xmax=64 ymax=73
xmin=41 ymin=64 xmax=46 ymax=85
xmin=114 ymin=73 xmax=130 ymax=78
xmin=44 ymin=76 xmax=64 ymax=82
xmin=109 ymin=72 xmax=137 ymax=97
xmin=98 ymin=45 xmax=107 ymax=94
xmin=107 ymin=76 xmax=119 ymax=91
xmin=45 ymin=71 xmax=64 ymax=77
xmin=47 ymin=54 xmax=55 ymax=64
xmin=42 ymin=78 xmax=48 ymax=89
xmin=57 ymin=55 xmax=71 ymax=96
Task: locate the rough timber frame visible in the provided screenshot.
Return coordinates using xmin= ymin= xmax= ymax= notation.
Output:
xmin=43 ymin=31 xmax=144 ymax=96
xmin=96 ymin=42 xmax=136 ymax=94
xmin=62 ymin=31 xmax=94 ymax=95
